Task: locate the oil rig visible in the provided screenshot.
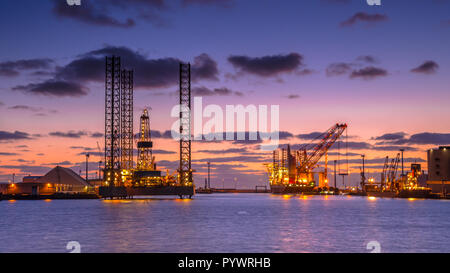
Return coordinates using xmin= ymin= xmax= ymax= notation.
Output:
xmin=99 ymin=56 xmax=194 ymax=199
xmin=266 ymin=123 xmax=348 ymax=194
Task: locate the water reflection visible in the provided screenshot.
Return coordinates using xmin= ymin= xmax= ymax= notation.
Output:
xmin=1 ymin=194 xmax=449 ymax=252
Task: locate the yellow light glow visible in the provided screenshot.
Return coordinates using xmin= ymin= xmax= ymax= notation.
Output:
xmin=102 ymin=199 xmax=127 ymax=203
xmin=175 ymin=199 xmax=192 ymax=202
xmin=368 ymin=196 xmax=377 ymax=201
xmin=408 ymin=198 xmax=416 ymax=201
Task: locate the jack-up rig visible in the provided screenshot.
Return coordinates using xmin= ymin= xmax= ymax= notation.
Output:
xmin=99 ymin=56 xmax=194 ymax=199
xmin=266 ymin=123 xmax=348 ymax=194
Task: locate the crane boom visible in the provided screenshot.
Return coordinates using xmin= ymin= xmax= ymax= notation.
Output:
xmin=381 ymin=156 xmax=389 ymax=186
xmin=299 ymin=123 xmax=347 ymax=173
xmin=388 ymin=153 xmax=400 ymax=187
xmin=96 ymin=141 xmax=103 ymax=179
xmin=392 ymin=153 xmax=400 ymax=181
xmin=96 ymin=141 xmax=102 ymax=156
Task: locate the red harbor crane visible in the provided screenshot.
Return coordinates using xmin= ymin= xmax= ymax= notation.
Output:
xmin=267 ymin=123 xmax=348 ymax=191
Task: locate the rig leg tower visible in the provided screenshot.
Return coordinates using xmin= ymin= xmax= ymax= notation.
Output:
xmin=178 ymin=63 xmax=193 ymax=186
xmin=104 ymin=56 xmax=122 ymax=186
xmin=121 ymin=69 xmax=134 ymax=172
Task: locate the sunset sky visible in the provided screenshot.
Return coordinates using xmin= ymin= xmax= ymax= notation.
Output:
xmin=1 ymin=0 xmax=450 ymax=188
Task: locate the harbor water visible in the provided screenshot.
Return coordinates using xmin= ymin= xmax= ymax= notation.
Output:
xmin=1 ymin=194 xmax=449 ymax=253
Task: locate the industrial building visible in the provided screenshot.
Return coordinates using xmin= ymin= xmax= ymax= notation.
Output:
xmin=427 ymin=146 xmax=450 ymax=194
xmin=0 ymin=166 xmax=92 ymax=196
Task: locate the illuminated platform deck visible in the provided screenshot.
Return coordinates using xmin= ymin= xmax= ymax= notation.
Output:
xmin=0 ymin=193 xmax=99 ymax=200
xmin=99 ymin=185 xmax=195 ymax=199
xmin=270 ymin=184 xmax=317 ymax=194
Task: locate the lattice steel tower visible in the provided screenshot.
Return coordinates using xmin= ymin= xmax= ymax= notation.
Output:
xmin=105 ymin=56 xmax=121 ymax=186
xmin=179 ymin=63 xmax=193 ymax=185
xmin=137 ymin=109 xmax=153 ymax=170
xmin=121 ymin=69 xmax=134 ymax=171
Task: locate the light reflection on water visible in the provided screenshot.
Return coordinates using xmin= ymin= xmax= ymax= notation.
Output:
xmin=0 ymin=194 xmax=449 ymax=253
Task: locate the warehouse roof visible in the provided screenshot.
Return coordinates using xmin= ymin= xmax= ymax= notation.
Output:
xmin=36 ymin=166 xmax=91 ymax=187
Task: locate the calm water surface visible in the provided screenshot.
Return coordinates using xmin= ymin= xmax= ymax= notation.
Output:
xmin=1 ymin=194 xmax=449 ymax=253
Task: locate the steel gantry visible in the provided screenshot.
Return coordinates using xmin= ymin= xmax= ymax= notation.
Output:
xmin=105 ymin=56 xmax=122 ymax=186
xmin=178 ymin=63 xmax=193 ymax=186
xmin=121 ymin=69 xmax=134 ymax=171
